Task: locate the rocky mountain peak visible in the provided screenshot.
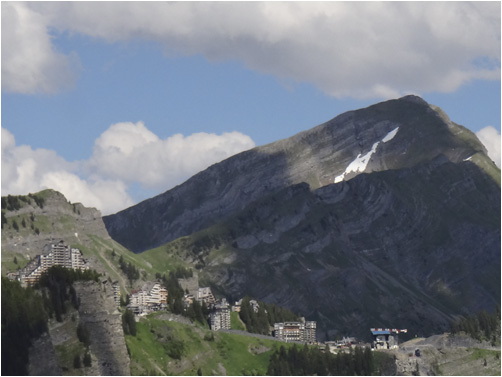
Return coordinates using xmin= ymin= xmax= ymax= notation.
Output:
xmin=103 ymin=96 xmax=497 ymax=253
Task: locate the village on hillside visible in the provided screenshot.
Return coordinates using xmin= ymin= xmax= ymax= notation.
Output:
xmin=8 ymin=240 xmax=408 ymax=354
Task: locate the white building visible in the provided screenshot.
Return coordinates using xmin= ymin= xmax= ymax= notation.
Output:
xmin=195 ymin=287 xmax=216 ymax=306
xmin=128 ymin=282 xmax=168 ymax=315
xmin=210 ymin=298 xmax=231 ymax=331
xmin=18 ymin=240 xmax=88 ymax=286
xmin=274 ymin=320 xmax=317 ymax=344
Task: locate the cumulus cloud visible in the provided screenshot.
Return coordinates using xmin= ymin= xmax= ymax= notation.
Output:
xmin=1 ymin=2 xmax=77 ymax=94
xmin=1 ymin=128 xmax=134 ymax=214
xmin=476 ymin=126 xmax=501 ymax=168
xmin=1 ymin=124 xmax=255 ymax=214
xmin=86 ymin=121 xmax=255 ymax=189
xmin=3 ymin=2 xmax=500 ymax=98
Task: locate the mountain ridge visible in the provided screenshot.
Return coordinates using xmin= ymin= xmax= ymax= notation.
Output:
xmin=103 ymin=95 xmax=496 ymax=254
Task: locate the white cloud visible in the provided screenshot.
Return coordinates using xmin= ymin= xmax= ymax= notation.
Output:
xmin=476 ymin=126 xmax=501 ymax=168
xmin=1 ymin=2 xmax=77 ymax=94
xmin=1 ymin=124 xmax=255 ymax=214
xmin=1 ymin=127 xmax=134 ymax=214
xmin=3 ymin=2 xmax=500 ymax=98
xmin=87 ymin=121 xmax=255 ymax=189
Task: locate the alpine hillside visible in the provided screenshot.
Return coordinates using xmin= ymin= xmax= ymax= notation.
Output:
xmin=100 ymin=95 xmax=500 ymax=340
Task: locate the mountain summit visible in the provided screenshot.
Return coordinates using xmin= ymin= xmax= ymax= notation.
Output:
xmin=103 ymin=95 xmax=497 ymax=253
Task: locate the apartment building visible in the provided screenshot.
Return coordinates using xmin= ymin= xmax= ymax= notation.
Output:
xmin=209 ymin=298 xmax=231 ymax=331
xmin=274 ymin=320 xmax=317 ymax=344
xmin=128 ymin=282 xmax=168 ymax=315
xmin=195 ymin=286 xmax=216 ymax=307
xmin=18 ymin=240 xmax=88 ymax=286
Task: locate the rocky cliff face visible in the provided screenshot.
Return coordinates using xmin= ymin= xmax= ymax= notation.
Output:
xmin=75 ymin=281 xmax=130 ymax=375
xmin=103 ymin=95 xmax=494 ymax=253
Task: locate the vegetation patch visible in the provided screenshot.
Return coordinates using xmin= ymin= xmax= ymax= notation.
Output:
xmin=125 ymin=313 xmax=295 ymax=376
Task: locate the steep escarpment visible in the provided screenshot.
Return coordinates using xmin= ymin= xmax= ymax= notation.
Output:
xmin=104 ymin=95 xmax=492 ymax=253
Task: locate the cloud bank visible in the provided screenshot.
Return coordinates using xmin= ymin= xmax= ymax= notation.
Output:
xmin=1 ymin=125 xmax=255 ymax=215
xmin=2 ymin=2 xmax=500 ymax=97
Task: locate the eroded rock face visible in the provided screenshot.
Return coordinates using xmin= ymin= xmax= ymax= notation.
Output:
xmin=75 ymin=281 xmax=130 ymax=376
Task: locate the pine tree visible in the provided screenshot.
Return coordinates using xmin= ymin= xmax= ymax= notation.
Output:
xmin=83 ymin=352 xmax=92 ymax=367
xmin=73 ymin=354 xmax=81 ymax=369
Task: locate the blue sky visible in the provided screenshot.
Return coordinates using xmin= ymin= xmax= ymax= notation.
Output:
xmin=2 ymin=2 xmax=501 ymax=215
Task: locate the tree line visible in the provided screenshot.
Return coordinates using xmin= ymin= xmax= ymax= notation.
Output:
xmin=267 ymin=344 xmax=374 ymax=376
xmin=450 ymin=308 xmax=501 ymax=344
xmin=38 ymin=266 xmax=100 ymax=322
xmin=118 ymin=256 xmax=140 ymax=286
xmin=239 ymin=296 xmax=299 ymax=335
xmin=1 ymin=193 xmax=45 ymax=212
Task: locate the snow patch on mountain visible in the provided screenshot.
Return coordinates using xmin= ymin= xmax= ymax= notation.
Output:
xmin=334 ymin=127 xmax=399 ymax=184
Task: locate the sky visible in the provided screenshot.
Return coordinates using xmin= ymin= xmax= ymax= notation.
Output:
xmin=1 ymin=1 xmax=501 ymax=215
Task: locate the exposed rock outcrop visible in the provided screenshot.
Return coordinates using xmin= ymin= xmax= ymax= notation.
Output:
xmin=28 ymin=332 xmax=62 ymax=376
xmin=75 ymin=281 xmax=130 ymax=376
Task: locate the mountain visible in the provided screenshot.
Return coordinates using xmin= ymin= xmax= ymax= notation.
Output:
xmin=103 ymin=95 xmax=500 ymax=340
xmin=103 ymin=95 xmax=497 ymax=253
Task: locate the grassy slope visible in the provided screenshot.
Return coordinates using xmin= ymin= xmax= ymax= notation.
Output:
xmin=125 ymin=312 xmax=290 ymax=376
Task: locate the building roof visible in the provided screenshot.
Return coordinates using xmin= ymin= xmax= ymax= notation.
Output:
xmin=371 ymin=330 xmax=391 ymax=335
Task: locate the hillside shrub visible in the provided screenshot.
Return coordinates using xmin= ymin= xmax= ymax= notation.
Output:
xmin=122 ymin=309 xmax=137 ymax=336
xmin=83 ymin=351 xmax=92 ymax=367
xmin=164 ymin=339 xmax=185 ymax=359
xmin=118 ymin=256 xmax=140 ymax=285
xmin=73 ymin=354 xmax=81 ymax=369
xmin=77 ymin=322 xmax=91 ymax=347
